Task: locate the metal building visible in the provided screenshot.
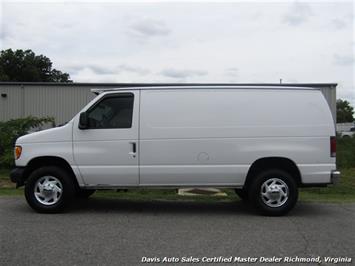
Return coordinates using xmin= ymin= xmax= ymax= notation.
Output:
xmin=0 ymin=82 xmax=337 ymax=125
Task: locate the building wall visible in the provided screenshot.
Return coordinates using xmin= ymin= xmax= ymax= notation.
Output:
xmin=0 ymin=84 xmax=95 ymax=125
xmin=319 ymin=85 xmax=337 ymax=124
xmin=0 ymin=83 xmax=337 ymax=125
xmin=0 ymin=85 xmax=24 ymax=121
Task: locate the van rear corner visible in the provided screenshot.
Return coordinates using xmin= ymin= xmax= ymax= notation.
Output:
xmin=299 ymin=135 xmax=340 ymax=188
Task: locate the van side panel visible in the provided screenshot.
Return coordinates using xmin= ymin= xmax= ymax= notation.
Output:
xmin=139 ymin=89 xmax=335 ymax=186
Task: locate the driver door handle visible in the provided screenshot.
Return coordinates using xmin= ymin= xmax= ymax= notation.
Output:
xmin=129 ymin=142 xmax=137 ymax=158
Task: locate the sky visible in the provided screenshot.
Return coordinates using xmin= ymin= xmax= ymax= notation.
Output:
xmin=0 ymin=0 xmax=354 ymax=105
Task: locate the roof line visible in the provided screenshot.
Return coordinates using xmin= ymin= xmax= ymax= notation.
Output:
xmin=91 ymin=85 xmax=321 ymax=94
xmin=0 ymin=82 xmax=338 ymax=88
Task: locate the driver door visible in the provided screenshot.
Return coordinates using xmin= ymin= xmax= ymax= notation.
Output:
xmin=73 ymin=91 xmax=139 ymax=186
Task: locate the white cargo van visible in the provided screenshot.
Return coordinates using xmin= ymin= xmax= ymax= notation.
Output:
xmin=10 ymin=86 xmax=340 ymax=215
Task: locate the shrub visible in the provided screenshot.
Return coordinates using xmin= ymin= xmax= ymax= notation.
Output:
xmin=337 ymin=136 xmax=355 ymax=169
xmin=0 ymin=116 xmax=54 ymax=168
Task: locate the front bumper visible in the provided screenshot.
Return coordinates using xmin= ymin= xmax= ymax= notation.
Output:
xmin=10 ymin=167 xmax=26 ymax=188
xmin=331 ymin=170 xmax=341 ymax=184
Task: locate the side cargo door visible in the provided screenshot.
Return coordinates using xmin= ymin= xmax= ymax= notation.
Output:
xmin=139 ymin=89 xmax=245 ymax=186
xmin=73 ymin=91 xmax=140 ymax=186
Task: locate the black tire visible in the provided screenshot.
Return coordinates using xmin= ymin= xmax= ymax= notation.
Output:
xmin=235 ymin=189 xmax=248 ymax=201
xmin=76 ymin=189 xmax=96 ymax=198
xmin=248 ymin=169 xmax=298 ymax=216
xmin=25 ymin=166 xmax=75 ymax=213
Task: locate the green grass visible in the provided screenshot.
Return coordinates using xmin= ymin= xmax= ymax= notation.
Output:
xmin=337 ymin=136 xmax=355 ymax=169
xmin=0 ymin=169 xmax=23 ymax=196
xmin=0 ymin=187 xmax=23 ymax=196
xmin=299 ymin=168 xmax=355 ymax=202
xmin=0 ymin=168 xmax=10 ymax=179
xmin=1 ymin=168 xmax=355 ymax=203
xmin=93 ymin=189 xmax=239 ymax=202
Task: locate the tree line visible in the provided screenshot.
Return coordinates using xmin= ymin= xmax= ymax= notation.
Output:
xmin=0 ymin=49 xmax=71 ymax=82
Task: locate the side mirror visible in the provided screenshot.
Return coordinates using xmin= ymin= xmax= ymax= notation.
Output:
xmin=79 ymin=112 xmax=89 ymax=129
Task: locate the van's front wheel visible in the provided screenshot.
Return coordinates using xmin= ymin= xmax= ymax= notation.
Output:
xmin=248 ymin=169 xmax=298 ymax=216
xmin=25 ymin=166 xmax=75 ymax=213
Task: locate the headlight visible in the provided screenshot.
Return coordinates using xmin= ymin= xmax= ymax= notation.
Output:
xmin=15 ymin=146 xmax=22 ymax=160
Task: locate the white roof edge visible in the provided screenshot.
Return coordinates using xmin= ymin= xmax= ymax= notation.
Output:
xmin=91 ymin=85 xmax=319 ymax=94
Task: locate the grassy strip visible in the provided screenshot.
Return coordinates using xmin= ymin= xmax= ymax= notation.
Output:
xmin=0 ymin=168 xmax=10 ymax=179
xmin=94 ymin=189 xmax=239 ymax=202
xmin=1 ymin=168 xmax=355 ymax=203
xmin=299 ymin=168 xmax=355 ymax=202
xmin=0 ymin=188 xmax=23 ymax=196
xmin=0 ymin=169 xmax=22 ymax=196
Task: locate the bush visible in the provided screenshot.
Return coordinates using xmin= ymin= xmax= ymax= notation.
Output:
xmin=337 ymin=136 xmax=355 ymax=169
xmin=0 ymin=116 xmax=54 ymax=168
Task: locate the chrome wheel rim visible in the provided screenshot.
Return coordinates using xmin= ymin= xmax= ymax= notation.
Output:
xmin=261 ymin=178 xmax=289 ymax=208
xmin=34 ymin=176 xmax=63 ymax=206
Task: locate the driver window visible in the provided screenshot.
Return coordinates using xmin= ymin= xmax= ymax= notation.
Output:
xmin=87 ymin=94 xmax=134 ymax=129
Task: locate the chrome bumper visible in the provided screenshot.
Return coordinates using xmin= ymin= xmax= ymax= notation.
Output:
xmin=331 ymin=170 xmax=341 ymax=184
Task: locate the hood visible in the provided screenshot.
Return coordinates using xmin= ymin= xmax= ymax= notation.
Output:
xmin=17 ymin=122 xmax=73 ymax=144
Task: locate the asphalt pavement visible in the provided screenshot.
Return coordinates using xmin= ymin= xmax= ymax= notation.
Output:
xmin=0 ymin=197 xmax=354 ymax=266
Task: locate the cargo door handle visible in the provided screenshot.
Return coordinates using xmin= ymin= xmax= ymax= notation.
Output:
xmin=129 ymin=142 xmax=137 ymax=158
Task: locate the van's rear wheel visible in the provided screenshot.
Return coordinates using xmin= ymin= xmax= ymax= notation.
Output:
xmin=248 ymin=169 xmax=298 ymax=216
xmin=25 ymin=166 xmax=75 ymax=213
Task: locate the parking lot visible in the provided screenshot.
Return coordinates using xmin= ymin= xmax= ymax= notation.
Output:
xmin=0 ymin=197 xmax=354 ymax=265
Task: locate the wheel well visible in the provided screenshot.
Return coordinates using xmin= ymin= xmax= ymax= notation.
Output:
xmin=244 ymin=157 xmax=301 ymax=190
xmin=24 ymin=156 xmax=80 ymax=190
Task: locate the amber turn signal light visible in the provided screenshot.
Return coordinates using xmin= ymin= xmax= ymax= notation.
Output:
xmin=15 ymin=146 xmax=22 ymax=160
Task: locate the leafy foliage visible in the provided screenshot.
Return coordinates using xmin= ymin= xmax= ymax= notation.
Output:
xmin=0 ymin=116 xmax=54 ymax=168
xmin=337 ymin=135 xmax=355 ymax=169
xmin=337 ymin=99 xmax=354 ymax=123
xmin=0 ymin=49 xmax=72 ymax=82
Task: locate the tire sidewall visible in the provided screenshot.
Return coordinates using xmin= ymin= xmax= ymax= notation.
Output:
xmin=249 ymin=169 xmax=298 ymax=216
xmin=25 ymin=166 xmax=75 ymax=213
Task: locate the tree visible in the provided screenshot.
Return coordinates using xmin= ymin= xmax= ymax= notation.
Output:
xmin=0 ymin=49 xmax=72 ymax=82
xmin=0 ymin=116 xmax=54 ymax=168
xmin=337 ymin=99 xmax=354 ymax=123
